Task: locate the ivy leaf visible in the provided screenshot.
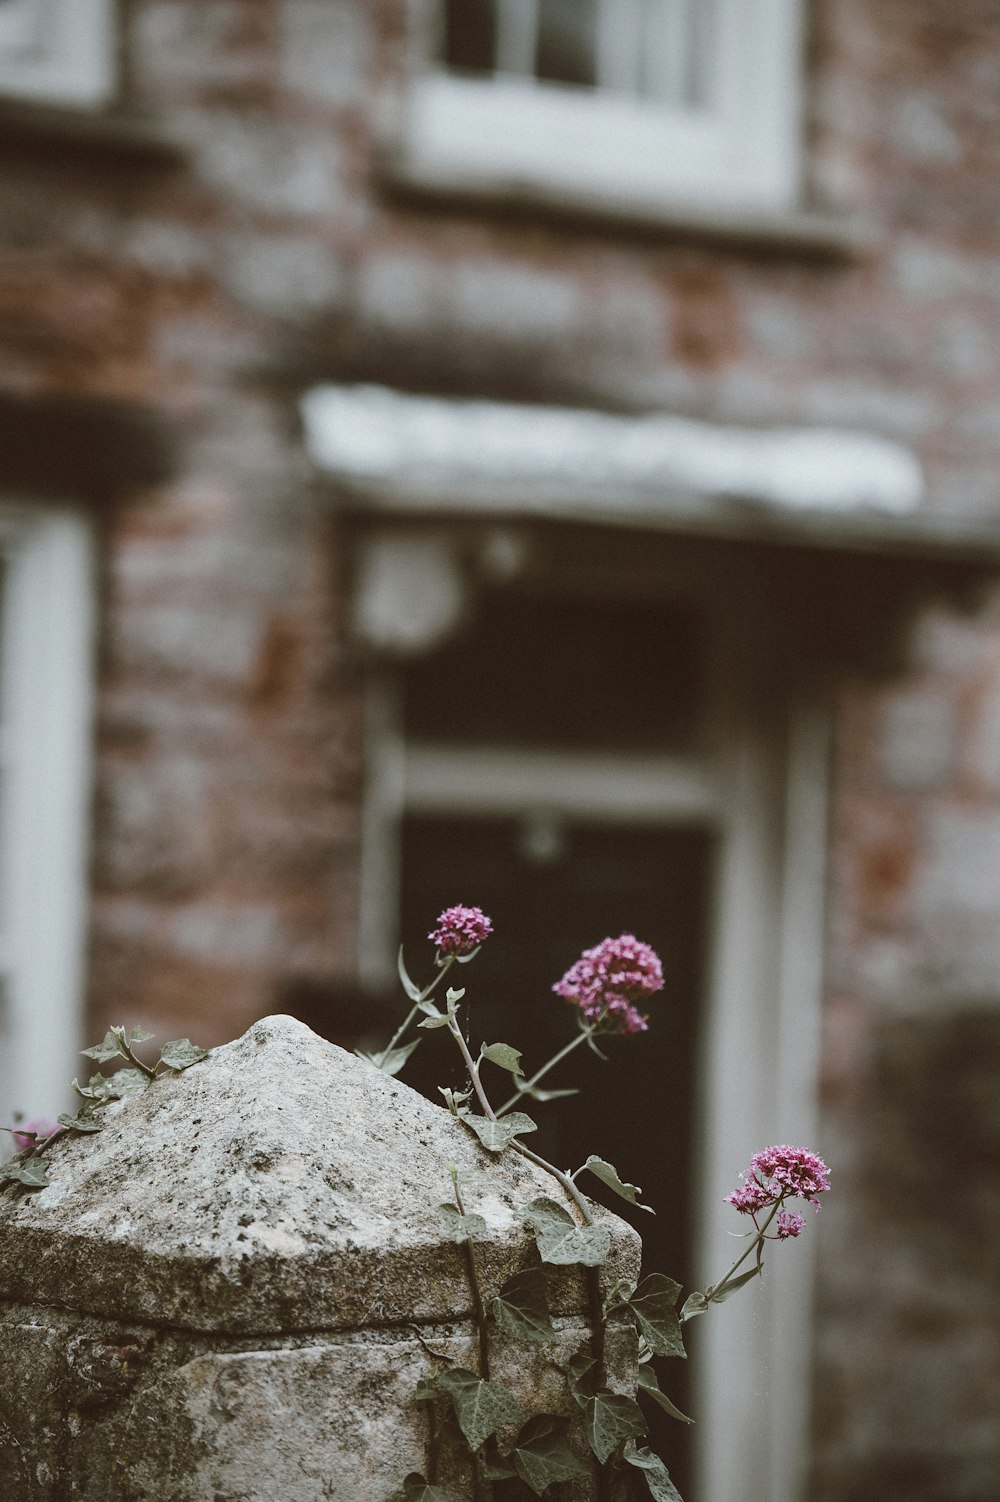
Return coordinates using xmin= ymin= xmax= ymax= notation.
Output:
xmin=402 ymin=1474 xmax=455 ymax=1502
xmin=566 ymin=1352 xmax=597 ymax=1410
xmin=129 ymin=1025 xmax=156 ymax=1045
xmin=57 ymin=1112 xmax=103 ymax=1134
xmin=627 ymin=1274 xmax=685 ymax=1358
xmin=397 ymin=946 xmax=423 ymax=1002
xmin=479 ymin=1043 xmax=524 ymax=1076
xmin=489 ymin=1268 xmax=556 ymax=1344
xmin=158 ymin=1039 xmax=209 ymax=1072
xmin=81 ymin=1030 xmax=125 ymax=1064
xmin=580 ymin=1155 xmax=654 ymax=1214
xmin=480 ymin=1451 xmax=516 ymax=1482
xmin=637 ymin=1365 xmax=694 ymax=1425
xmin=509 ymin=1415 xmax=589 ymax=1497
xmin=459 ymin=1111 xmax=537 ymax=1153
xmin=624 ymin=1445 xmax=685 ymax=1502
xmin=436 ymin=1367 xmax=523 ymax=1452
xmin=436 ymin=1203 xmax=487 ymax=1244
xmin=105 ymin=1068 xmax=149 ymax=1099
xmin=438 ymin=1086 xmax=472 ymax=1116
xmin=413 ymin=1376 xmax=440 ymax=1406
xmin=376 ymin=1039 xmax=421 ymax=1077
xmin=523 ymin=1197 xmax=611 ymax=1267
xmin=584 ymin=1389 xmax=647 ymax=1464
xmin=1 ymin=1157 xmax=50 ymax=1189
xmin=679 ymin=1291 xmax=709 ymax=1323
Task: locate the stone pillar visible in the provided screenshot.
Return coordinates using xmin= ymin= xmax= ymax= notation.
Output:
xmin=0 ymin=1016 xmax=642 ymax=1500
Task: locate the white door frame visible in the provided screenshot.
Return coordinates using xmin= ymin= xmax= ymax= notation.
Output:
xmin=0 ymin=505 xmax=97 ymax=1133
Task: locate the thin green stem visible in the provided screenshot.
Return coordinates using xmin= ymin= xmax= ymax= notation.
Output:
xmin=710 ymin=1198 xmax=781 ymax=1297
xmin=120 ymin=1040 xmax=157 ymax=1080
xmin=375 ymin=955 xmax=456 ymax=1069
xmin=495 ymin=1024 xmax=595 ymax=1116
xmin=453 ymin=1177 xmax=490 ymax=1380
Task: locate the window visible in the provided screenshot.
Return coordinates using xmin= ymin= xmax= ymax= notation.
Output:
xmin=0 ymin=0 xmax=116 ymax=108
xmin=398 ymin=0 xmax=805 ymax=217
xmin=0 ymin=507 xmax=96 ymax=1139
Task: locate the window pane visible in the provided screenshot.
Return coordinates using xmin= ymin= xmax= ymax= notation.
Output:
xmin=536 ymin=0 xmax=596 ymax=88
xmin=441 ymin=0 xmax=497 ymax=76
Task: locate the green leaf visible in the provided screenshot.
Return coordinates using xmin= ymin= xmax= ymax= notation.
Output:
xmin=513 ymin=1081 xmax=580 ymax=1103
xmin=627 ymin=1274 xmax=686 ymax=1358
xmin=413 ymin=1376 xmax=440 ymax=1406
xmin=402 ymin=1474 xmax=455 ymax=1502
xmin=489 ymin=1268 xmax=556 ymax=1344
xmin=480 ymin=1451 xmax=516 ymax=1482
xmin=509 ymin=1415 xmax=589 ymax=1497
xmin=436 ymin=1367 xmax=523 ymax=1452
xmin=81 ymin=1030 xmax=125 ymax=1064
xmin=376 ymin=1039 xmax=421 ymax=1077
xmin=637 ymin=1365 xmax=694 ymax=1425
xmin=479 ymin=1042 xmax=524 ymax=1076
xmin=397 ymin=946 xmax=423 ymax=1002
xmin=158 ymin=1039 xmax=209 ymax=1072
xmin=584 ymin=1389 xmax=646 ymax=1464
xmin=105 ymin=1068 xmax=149 ymax=1099
xmin=580 ymin=1155 xmax=654 ymax=1214
xmin=1 ymin=1157 xmax=50 ymax=1189
xmin=438 ymin=1086 xmax=472 ymax=1116
xmin=436 ymin=1203 xmax=487 ymax=1244
xmin=679 ymin=1291 xmax=709 ymax=1323
xmin=523 ymin=1197 xmax=611 ymax=1267
xmin=624 ymin=1445 xmax=685 ymax=1502
xmin=417 ymin=1007 xmax=453 ymax=1030
xmin=57 ymin=1112 xmax=103 ymax=1134
xmin=566 ymin=1352 xmax=597 ymax=1410
xmin=454 ymin=946 xmax=482 ymax=964
xmin=584 ymin=1031 xmax=609 ymax=1060
xmin=459 ymin=1111 xmax=537 ymax=1153
xmin=128 ymin=1025 xmax=156 ymax=1045
xmin=445 ymin=987 xmax=465 ymax=1007
xmin=708 ymin=1266 xmax=760 ymax=1303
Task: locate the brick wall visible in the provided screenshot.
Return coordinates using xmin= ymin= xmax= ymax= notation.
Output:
xmin=2 ymin=1 xmax=1000 ymax=1496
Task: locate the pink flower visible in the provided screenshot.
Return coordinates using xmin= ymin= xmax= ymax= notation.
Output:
xmin=724 ymin=1176 xmax=775 ymax=1216
xmin=11 ymin=1116 xmax=59 ymax=1153
xmin=428 ymin=905 xmax=493 ymax=957
xmin=749 ymin=1145 xmax=831 ymax=1207
xmin=775 ymin=1208 xmax=805 ymax=1239
xmin=552 ymin=934 xmax=664 ymax=1035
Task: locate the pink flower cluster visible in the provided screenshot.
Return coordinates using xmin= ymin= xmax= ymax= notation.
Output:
xmin=11 ymin=1117 xmax=59 ymax=1153
xmin=552 ymin=933 xmax=664 ymax=1035
xmin=725 ymin=1144 xmax=830 ymax=1238
xmin=428 ymin=905 xmax=494 ymax=957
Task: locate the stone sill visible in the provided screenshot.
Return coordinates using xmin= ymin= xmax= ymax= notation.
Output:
xmin=384 ymin=156 xmax=873 ymax=261
xmin=0 ymin=95 xmax=186 ymax=168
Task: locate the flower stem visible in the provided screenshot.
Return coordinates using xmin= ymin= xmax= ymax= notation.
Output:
xmin=495 ymin=1024 xmax=594 ymax=1116
xmin=375 ymin=955 xmax=455 ymax=1069
xmin=708 ymin=1198 xmax=781 ymax=1298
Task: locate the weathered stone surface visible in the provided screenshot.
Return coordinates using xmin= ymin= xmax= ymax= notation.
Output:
xmin=0 ymin=1017 xmax=644 ymax=1499
xmin=0 ymin=1016 xmax=639 ymax=1334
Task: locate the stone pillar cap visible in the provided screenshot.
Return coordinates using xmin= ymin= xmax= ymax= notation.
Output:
xmin=0 ymin=1016 xmax=639 ymax=1334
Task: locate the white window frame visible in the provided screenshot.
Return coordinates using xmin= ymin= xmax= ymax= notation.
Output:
xmin=398 ymin=0 xmax=805 ymax=216
xmin=0 ymin=506 xmax=97 ymax=1137
xmin=356 ymin=563 xmax=830 ymax=1502
xmin=0 ymin=0 xmax=116 ymax=108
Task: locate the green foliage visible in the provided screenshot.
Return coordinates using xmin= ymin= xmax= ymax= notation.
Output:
xmin=566 ymin=1352 xmax=598 ymax=1410
xmin=105 ymin=1068 xmax=149 ymax=1099
xmin=637 ymin=1365 xmax=694 ymax=1425
xmin=436 ymin=1203 xmax=488 ymax=1244
xmin=523 ymin=1196 xmax=611 ymax=1267
xmin=458 ymin=1111 xmax=537 ymax=1153
xmin=625 ymin=1274 xmax=686 ymax=1358
xmin=57 ymin=1112 xmax=103 ymax=1134
xmin=584 ymin=1390 xmax=647 ymax=1464
xmin=508 ymin=1415 xmax=589 ymax=1496
xmin=624 ymin=1445 xmax=685 ymax=1501
xmin=397 ymin=946 xmax=423 ymax=1002
xmin=158 ymin=1039 xmax=209 ymax=1072
xmin=679 ymin=1291 xmax=709 ymax=1322
xmin=510 ymin=1081 xmax=579 ymax=1104
xmin=436 ymin=1367 xmax=523 ymax=1452
xmin=81 ymin=1030 xmax=126 ymax=1064
xmin=706 ymin=1266 xmax=760 ymax=1303
xmin=371 ymin=1040 xmax=421 ymax=1077
xmin=0 ymin=1157 xmax=50 ymax=1188
xmin=489 ymin=1268 xmax=556 ymax=1345
xmin=580 ymin=1154 xmax=654 ymax=1214
xmin=402 ymin=1474 xmax=455 ymax=1501
xmin=479 ymin=1042 xmax=524 ymax=1075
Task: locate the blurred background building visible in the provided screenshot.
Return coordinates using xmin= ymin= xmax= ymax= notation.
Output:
xmin=1 ymin=2 xmax=999 ymax=1499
